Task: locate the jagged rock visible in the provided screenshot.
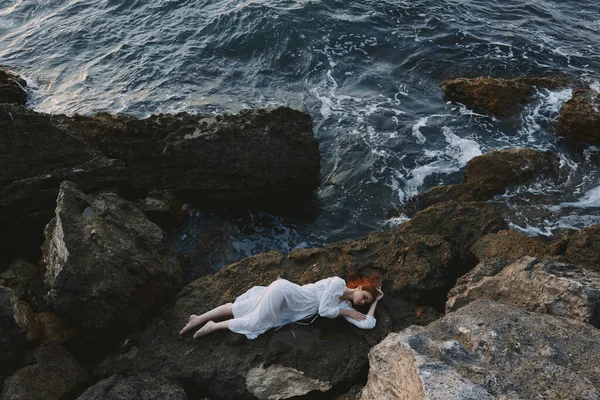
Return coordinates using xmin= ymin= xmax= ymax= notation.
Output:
xmin=359 ymin=300 xmax=600 ymax=400
xmin=443 ymin=76 xmax=566 ymax=118
xmin=0 ymin=260 xmax=39 ymax=299
xmin=12 ymin=300 xmax=77 ymax=342
xmin=563 ymin=224 xmax=600 ymax=272
xmin=1 ymin=343 xmax=89 ymax=400
xmin=446 ymin=257 xmax=600 ymax=327
xmin=133 ymin=193 xmax=188 ymax=232
xmin=411 ymin=148 xmax=559 ymax=211
xmin=76 ymin=374 xmax=187 ymax=400
xmin=0 ymin=68 xmax=27 ymax=105
xmin=556 ymin=88 xmax=600 ymax=146
xmin=41 ymin=182 xmax=182 ymax=339
xmin=471 ymin=230 xmax=550 ymax=263
xmin=0 ymin=287 xmax=26 ymax=386
xmin=92 ymin=202 xmax=505 ymax=399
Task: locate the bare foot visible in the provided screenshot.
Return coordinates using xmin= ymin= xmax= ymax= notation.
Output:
xmin=179 ymin=315 xmax=205 ymax=336
xmin=193 ymin=320 xmax=216 ymax=339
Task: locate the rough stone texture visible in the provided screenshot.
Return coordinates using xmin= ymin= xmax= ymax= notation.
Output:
xmin=0 ymin=260 xmax=39 ymax=299
xmin=1 ymin=343 xmax=89 ymax=400
xmin=92 ymin=201 xmax=506 ymax=399
xmin=471 ymin=230 xmax=550 ymax=263
xmin=12 ymin=300 xmax=77 ymax=342
xmin=412 ymin=149 xmax=559 ymax=211
xmin=0 ymin=287 xmax=26 ymax=386
xmin=443 ymin=76 xmax=566 ymax=118
xmin=246 ymin=364 xmax=331 ymax=400
xmin=0 ymin=68 xmax=27 ymax=105
xmin=76 ymin=374 xmax=187 ymax=400
xmin=41 ymin=182 xmax=182 ymax=339
xmin=446 ymin=257 xmax=600 ymax=327
xmin=359 ymin=300 xmax=600 ymax=400
xmin=556 ymin=88 xmax=600 ymax=146
xmin=0 ymin=103 xmax=320 ymax=205
xmin=563 ymin=224 xmax=600 ymax=272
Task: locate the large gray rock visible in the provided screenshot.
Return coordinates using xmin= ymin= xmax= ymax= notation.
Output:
xmin=1 ymin=343 xmax=89 ymax=400
xmin=42 ymin=182 xmax=182 ymax=339
xmin=556 ymin=88 xmax=600 ymax=146
xmin=76 ymin=374 xmax=187 ymax=400
xmin=359 ymin=300 xmax=600 ymax=400
xmin=0 ymin=287 xmax=26 ymax=386
xmin=447 ymin=257 xmax=600 ymax=327
xmin=92 ymin=201 xmax=506 ymax=399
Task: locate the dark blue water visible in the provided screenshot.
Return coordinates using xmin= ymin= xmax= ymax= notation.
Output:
xmin=2 ymin=0 xmax=600 ymax=271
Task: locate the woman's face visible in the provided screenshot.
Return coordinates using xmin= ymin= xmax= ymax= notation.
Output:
xmin=352 ymin=287 xmax=374 ymax=306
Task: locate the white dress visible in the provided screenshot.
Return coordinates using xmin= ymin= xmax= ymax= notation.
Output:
xmin=229 ymin=276 xmax=376 ymax=339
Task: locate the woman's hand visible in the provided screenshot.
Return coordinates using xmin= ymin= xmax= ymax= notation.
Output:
xmin=376 ymin=286 xmax=384 ymax=301
xmin=346 ymin=310 xmax=366 ymax=321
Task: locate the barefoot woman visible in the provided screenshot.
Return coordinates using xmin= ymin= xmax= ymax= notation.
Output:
xmin=179 ymin=276 xmax=383 ymax=339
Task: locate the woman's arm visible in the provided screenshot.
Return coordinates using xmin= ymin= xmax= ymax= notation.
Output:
xmin=339 ymin=287 xmax=384 ymax=329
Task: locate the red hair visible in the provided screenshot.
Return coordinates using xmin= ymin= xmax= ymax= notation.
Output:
xmin=346 ymin=274 xmax=380 ymax=298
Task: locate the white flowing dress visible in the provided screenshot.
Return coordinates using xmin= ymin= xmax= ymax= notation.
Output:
xmin=228 ymin=276 xmax=376 ymax=339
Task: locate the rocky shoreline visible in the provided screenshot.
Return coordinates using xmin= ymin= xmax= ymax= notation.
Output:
xmin=1 ymin=68 xmax=599 ymax=399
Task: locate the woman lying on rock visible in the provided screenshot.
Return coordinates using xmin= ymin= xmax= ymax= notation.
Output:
xmin=179 ymin=275 xmax=384 ymax=339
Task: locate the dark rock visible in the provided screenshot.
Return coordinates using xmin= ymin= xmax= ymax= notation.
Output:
xmin=1 ymin=343 xmax=89 ymax=400
xmin=41 ymin=182 xmax=182 ymax=339
xmin=447 ymin=257 xmax=600 ymax=327
xmin=412 ymin=148 xmax=559 ymax=211
xmin=0 ymin=68 xmax=27 ymax=105
xmin=133 ymin=193 xmax=188 ymax=232
xmin=443 ymin=76 xmax=567 ymax=118
xmin=471 ymin=230 xmax=550 ymax=263
xmin=563 ymin=224 xmax=600 ymax=272
xmin=12 ymin=300 xmax=78 ymax=343
xmin=556 ymin=88 xmax=600 ymax=146
xmin=0 ymin=259 xmax=39 ymax=299
xmin=360 ymin=300 xmax=600 ymax=400
xmin=76 ymin=374 xmax=187 ymax=400
xmin=0 ymin=287 xmax=26 ymax=386
xmin=92 ymin=202 xmax=505 ymax=399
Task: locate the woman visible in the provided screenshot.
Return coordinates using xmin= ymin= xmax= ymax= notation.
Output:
xmin=179 ymin=275 xmax=384 ymax=339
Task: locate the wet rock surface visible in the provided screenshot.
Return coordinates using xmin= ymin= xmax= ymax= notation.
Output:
xmin=76 ymin=374 xmax=187 ymax=400
xmin=446 ymin=257 xmax=600 ymax=327
xmin=0 ymin=68 xmax=27 ymax=105
xmin=556 ymin=88 xmax=600 ymax=146
xmin=562 ymin=224 xmax=600 ymax=272
xmin=411 ymin=148 xmax=559 ymax=211
xmin=360 ymin=300 xmax=600 ymax=400
xmin=92 ymin=201 xmax=505 ymax=399
xmin=443 ymin=76 xmax=566 ymax=118
xmin=1 ymin=343 xmax=90 ymax=400
xmin=42 ymin=182 xmax=182 ymax=339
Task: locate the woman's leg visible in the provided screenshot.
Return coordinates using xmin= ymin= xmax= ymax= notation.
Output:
xmin=179 ymin=303 xmax=233 ymax=335
xmin=193 ymin=320 xmax=230 ymax=339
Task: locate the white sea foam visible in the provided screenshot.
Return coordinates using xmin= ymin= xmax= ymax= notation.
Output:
xmin=548 ymin=185 xmax=600 ymax=211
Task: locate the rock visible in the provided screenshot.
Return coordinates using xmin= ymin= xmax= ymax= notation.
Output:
xmin=443 ymin=76 xmax=566 ymax=118
xmin=1 ymin=103 xmax=320 ymax=206
xmin=76 ymin=374 xmax=187 ymax=400
xmin=470 ymin=230 xmax=550 ymax=263
xmin=0 ymin=158 xmax=134 ymax=270
xmin=133 ymin=193 xmax=188 ymax=232
xmin=1 ymin=343 xmax=89 ymax=400
xmin=0 ymin=68 xmax=27 ymax=105
xmin=0 ymin=287 xmax=26 ymax=385
xmin=556 ymin=88 xmax=600 ymax=146
xmin=398 ymin=201 xmax=508 ymax=266
xmin=359 ymin=300 xmax=600 ymax=400
xmin=92 ymin=202 xmax=506 ymax=399
xmin=41 ymin=182 xmax=182 ymax=339
xmin=446 ymin=257 xmax=600 ymax=327
xmin=412 ymin=149 xmax=559 ymax=211
xmin=0 ymin=260 xmax=39 ymax=299
xmin=12 ymin=300 xmax=77 ymax=342
xmin=563 ymin=224 xmax=600 ymax=272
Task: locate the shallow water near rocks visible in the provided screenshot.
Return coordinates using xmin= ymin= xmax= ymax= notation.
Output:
xmin=2 ymin=0 xmax=600 ymax=275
